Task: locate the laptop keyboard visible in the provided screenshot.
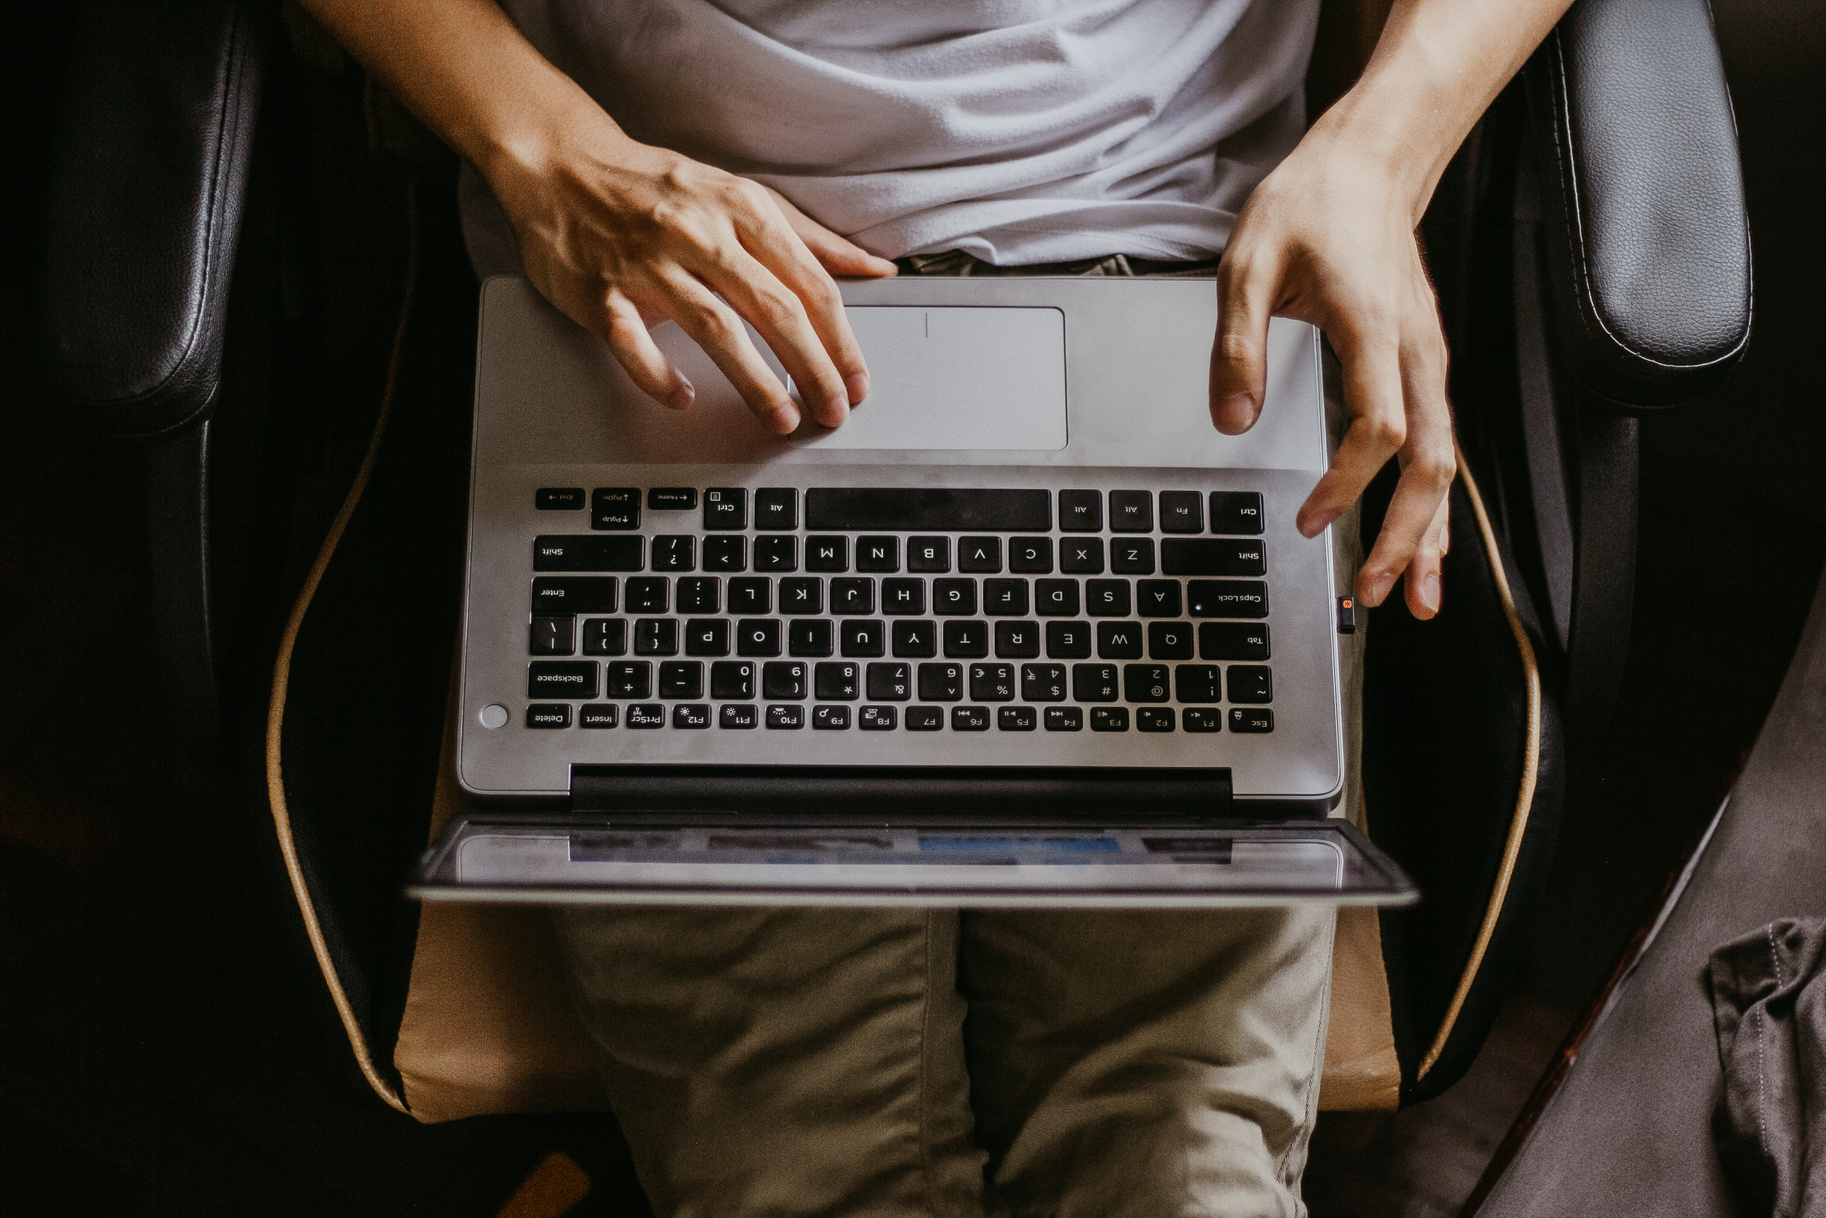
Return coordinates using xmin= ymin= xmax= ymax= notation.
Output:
xmin=521 ymin=486 xmax=1274 ymax=735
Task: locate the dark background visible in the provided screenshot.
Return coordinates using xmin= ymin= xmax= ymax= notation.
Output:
xmin=2 ymin=2 xmax=1821 ymax=1214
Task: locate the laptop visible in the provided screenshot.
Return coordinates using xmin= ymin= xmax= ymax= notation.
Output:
xmin=410 ymin=274 xmax=1415 ymax=907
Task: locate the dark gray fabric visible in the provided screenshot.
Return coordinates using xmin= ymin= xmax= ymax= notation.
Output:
xmin=1476 ymin=569 xmax=1826 ymax=1218
xmin=1709 ymin=917 xmax=1826 ymax=1218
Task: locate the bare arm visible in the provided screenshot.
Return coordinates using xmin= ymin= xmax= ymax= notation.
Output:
xmin=1212 ymin=0 xmax=1574 ymax=619
xmin=297 ymin=0 xmax=895 ymax=434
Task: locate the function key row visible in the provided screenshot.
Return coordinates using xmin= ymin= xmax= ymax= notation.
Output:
xmin=534 ymin=487 xmax=1263 ymax=536
xmin=523 ymin=702 xmax=1273 ymax=734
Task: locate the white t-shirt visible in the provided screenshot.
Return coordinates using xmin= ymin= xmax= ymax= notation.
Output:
xmin=468 ymin=0 xmax=1317 ymax=269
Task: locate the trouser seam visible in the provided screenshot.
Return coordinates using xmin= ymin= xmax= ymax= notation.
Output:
xmin=1275 ymin=911 xmax=1337 ymax=1191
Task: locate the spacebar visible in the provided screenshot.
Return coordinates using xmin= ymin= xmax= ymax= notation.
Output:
xmin=805 ymin=488 xmax=1051 ymax=532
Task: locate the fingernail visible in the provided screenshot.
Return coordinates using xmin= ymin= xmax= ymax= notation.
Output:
xmin=1295 ymin=509 xmax=1330 ymax=539
xmin=845 ymin=371 xmax=870 ymax=404
xmin=1420 ymin=573 xmax=1440 ymax=614
xmin=1214 ymin=393 xmax=1257 ymax=434
xmin=1361 ymin=570 xmax=1394 ymax=607
xmin=668 ymin=380 xmax=695 ymax=410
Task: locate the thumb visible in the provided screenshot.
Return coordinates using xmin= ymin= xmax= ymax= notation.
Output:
xmin=1210 ymin=253 xmax=1276 ymax=434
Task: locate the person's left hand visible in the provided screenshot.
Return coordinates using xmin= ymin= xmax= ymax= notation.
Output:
xmin=1207 ymin=132 xmax=1456 ymax=619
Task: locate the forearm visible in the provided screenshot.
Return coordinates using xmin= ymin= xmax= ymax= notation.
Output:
xmin=1314 ymin=0 xmax=1576 ymax=222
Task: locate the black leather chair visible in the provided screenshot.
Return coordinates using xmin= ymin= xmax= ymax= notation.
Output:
xmin=34 ymin=0 xmax=1750 ymax=1116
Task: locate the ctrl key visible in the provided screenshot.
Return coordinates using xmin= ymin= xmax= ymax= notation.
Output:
xmin=1228 ymin=708 xmax=1273 ymax=733
xmin=526 ymin=704 xmax=572 ymax=729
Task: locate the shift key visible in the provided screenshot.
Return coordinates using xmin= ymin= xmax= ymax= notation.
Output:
xmin=534 ymin=535 xmax=644 ymax=571
xmin=1161 ymin=538 xmax=1265 ymax=576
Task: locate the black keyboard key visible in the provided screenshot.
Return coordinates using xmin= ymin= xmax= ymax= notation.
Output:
xmin=1059 ymin=537 xmax=1104 ymax=575
xmin=1021 ymin=664 xmax=1067 ymax=702
xmin=1072 ymin=663 xmax=1120 ymax=702
xmin=673 ymin=703 xmax=711 ymax=729
xmin=907 ymin=537 xmax=950 ymax=572
xmin=648 ymin=487 xmax=698 ymax=510
xmin=1148 ymin=621 xmax=1194 ymax=659
xmin=806 ymin=536 xmax=848 ymax=572
xmin=526 ymin=704 xmax=572 ymax=728
xmin=906 ymin=706 xmax=945 ymax=731
xmin=626 ymin=703 xmax=665 ymax=728
xmin=676 ymin=577 xmax=720 ymax=614
xmin=1085 ymin=579 xmax=1131 ymax=617
xmin=841 ymin=619 xmax=886 ymax=657
xmin=762 ymin=660 xmax=808 ymax=699
xmin=582 ymin=618 xmax=626 ymax=656
xmin=952 ymin=706 xmax=991 ymax=731
xmin=607 ymin=661 xmax=652 ymax=698
xmin=534 ymin=535 xmax=643 ymax=572
xmin=1058 ymin=489 xmax=1103 ymax=532
xmin=1175 ymin=665 xmax=1222 ymax=703
xmin=651 ymin=535 xmax=696 ymax=572
xmin=831 ymin=578 xmax=875 ymax=614
xmin=856 ymin=536 xmax=899 ymax=572
xmin=998 ymin=706 xmax=1037 ymax=731
xmin=780 ymin=578 xmax=823 ymax=615
xmin=726 ymin=577 xmax=770 ymax=615
xmin=994 ymin=620 xmax=1041 ymax=658
xmin=1159 ymin=491 xmax=1203 ymax=533
xmin=754 ymin=487 xmax=798 ymax=530
xmin=1137 ymin=707 xmax=1176 ymax=732
xmin=1110 ymin=490 xmax=1153 ymax=532
xmin=984 ymin=579 xmax=1029 ymax=616
xmin=1230 ymin=707 xmax=1273 ymax=733
xmin=814 ymin=705 xmax=852 ymax=730
xmin=1034 ymin=579 xmax=1080 ymax=616
xmin=1228 ymin=665 xmax=1274 ymax=704
xmin=882 ymin=578 xmax=925 ymax=615
xmin=815 ymin=661 xmax=860 ymax=700
xmin=1183 ymin=707 xmax=1223 ymax=732
xmin=1210 ymin=492 xmax=1264 ymax=535
xmin=958 ymin=537 xmax=1002 ymax=573
xmin=530 ymin=615 xmax=575 ymax=656
xmin=1097 ymin=622 xmax=1143 ymax=659
xmin=702 ymin=535 xmax=747 ymax=572
xmin=532 ymin=577 xmax=618 ymax=615
xmin=1009 ymin=537 xmax=1052 ymax=573
xmin=860 ymin=705 xmax=898 ymax=730
xmin=1110 ymin=537 xmax=1156 ymax=574
xmin=918 ymin=662 xmax=964 ymax=701
xmin=1136 ymin=580 xmax=1183 ymax=617
xmin=1124 ymin=664 xmax=1172 ymax=703
xmin=536 ymin=487 xmax=585 ymax=510
xmin=1186 ymin=580 xmax=1269 ymax=618
xmin=528 ymin=661 xmax=598 ymax=700
xmin=1161 ymin=539 xmax=1266 ymax=577
xmin=968 ymin=663 xmax=1015 ymax=701
xmin=768 ymin=705 xmax=805 ymax=729
xmin=805 ymin=488 xmax=1051 ymax=532
xmin=1091 ymin=707 xmax=1129 ymax=732
xmin=624 ymin=577 xmax=668 ymax=614
xmin=591 ymin=487 xmax=639 ymax=530
xmin=1045 ymin=621 xmax=1093 ymax=659
xmin=684 ymin=618 xmax=730 ymax=656
xmin=736 ymin=618 xmax=781 ymax=657
xmin=789 ymin=619 xmax=833 ymax=656
xmin=1199 ymin=622 xmax=1270 ymax=660
xmin=892 ymin=620 xmax=937 ymax=658
xmin=659 ymin=661 xmax=703 ymax=699
xmin=1044 ymin=707 xmax=1084 ymax=731
xmin=754 ymin=536 xmax=798 ymax=573
xmin=943 ymin=620 xmax=989 ymax=658
xmin=866 ymin=662 xmax=911 ymax=701
xmin=710 ymin=661 xmax=755 ymax=699
xmin=634 ymin=618 xmax=678 ymax=655
xmin=933 ymin=578 xmax=978 ymax=615
xmin=704 ymin=487 xmax=748 ymax=529
xmin=579 ymin=703 xmax=619 ymax=728
xmin=721 ymin=704 xmax=759 ymax=729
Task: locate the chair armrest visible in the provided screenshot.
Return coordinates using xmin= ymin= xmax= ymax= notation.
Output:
xmin=1525 ymin=0 xmax=1752 ymax=409
xmin=36 ymin=0 xmax=265 ymax=440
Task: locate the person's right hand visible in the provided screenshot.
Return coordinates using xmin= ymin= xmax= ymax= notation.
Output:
xmin=484 ymin=115 xmax=896 ymax=434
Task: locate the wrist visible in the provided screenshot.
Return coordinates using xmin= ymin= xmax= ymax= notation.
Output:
xmin=470 ymin=89 xmax=635 ymax=208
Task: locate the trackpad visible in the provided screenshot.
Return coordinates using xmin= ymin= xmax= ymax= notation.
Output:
xmin=792 ymin=306 xmax=1067 ymax=451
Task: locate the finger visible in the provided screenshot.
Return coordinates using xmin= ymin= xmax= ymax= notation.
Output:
xmin=602 ymin=289 xmax=693 ymax=410
xmin=659 ymin=269 xmax=801 ymax=433
xmin=701 ymin=244 xmax=854 ymax=428
xmin=760 ymin=184 xmax=898 ymax=279
xmin=1357 ymin=347 xmax=1455 ymax=608
xmin=1296 ymin=322 xmax=1406 ymax=539
xmin=1210 ymin=247 xmax=1281 ymax=434
xmin=1402 ymin=492 xmax=1452 ymax=619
